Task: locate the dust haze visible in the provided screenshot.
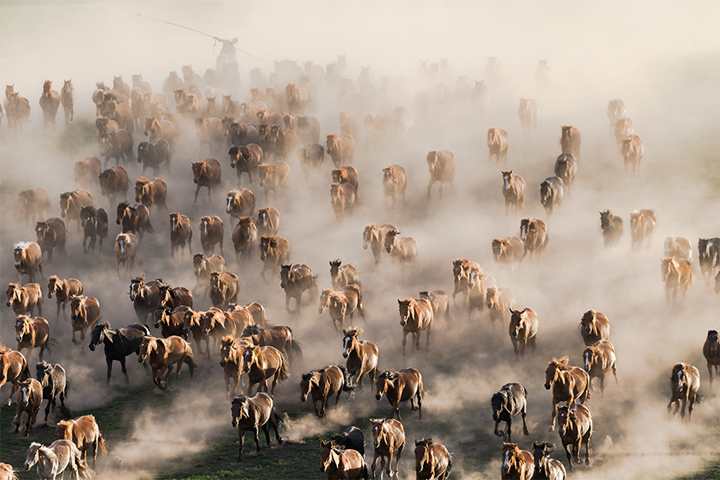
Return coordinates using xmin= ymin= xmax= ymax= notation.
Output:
xmin=2 ymin=1 xmax=720 ymax=479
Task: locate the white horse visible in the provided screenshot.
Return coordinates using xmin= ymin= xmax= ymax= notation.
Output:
xmin=24 ymin=440 xmax=87 ymax=480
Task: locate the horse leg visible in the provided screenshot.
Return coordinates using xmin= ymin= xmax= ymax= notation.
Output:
xmin=253 ymin=426 xmax=261 ymax=453
xmin=402 ymin=331 xmax=408 ymax=356
xmin=708 ymin=362 xmax=714 ymax=386
xmin=320 ymin=396 xmax=328 ymax=417
xmin=120 ymin=357 xmax=129 ymax=384
xmin=238 ymin=429 xmax=245 ymax=461
xmin=44 ymin=398 xmax=51 ymax=424
xmin=585 ymin=434 xmax=592 ymax=465
xmin=417 ymin=390 xmax=423 ymax=419
xmin=371 ymin=454 xmax=379 ymax=480
xmin=193 ymin=185 xmax=201 ymax=204
xmin=680 ymin=397 xmax=687 ymax=419
xmin=564 ymin=443 xmax=573 ymax=471
xmin=263 ymin=423 xmax=272 ymax=447
xmin=521 ymin=406 xmax=529 ymax=435
xmin=688 ymin=393 xmax=696 ymax=420
xmin=271 ymin=415 xmax=282 ymax=444
xmin=549 ymin=403 xmax=557 ymax=431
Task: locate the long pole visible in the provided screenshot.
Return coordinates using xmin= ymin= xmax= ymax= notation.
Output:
xmin=136 ymin=13 xmax=262 ymax=59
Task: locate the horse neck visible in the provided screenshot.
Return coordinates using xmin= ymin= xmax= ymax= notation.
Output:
xmin=37 ymin=447 xmax=57 ymax=474
xmin=349 ymin=340 xmax=363 ymax=360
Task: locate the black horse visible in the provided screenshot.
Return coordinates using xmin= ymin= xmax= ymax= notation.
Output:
xmin=89 ymin=321 xmax=149 ymax=383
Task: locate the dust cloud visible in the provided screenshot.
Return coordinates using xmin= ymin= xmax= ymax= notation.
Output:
xmin=2 ymin=1 xmax=720 ymax=479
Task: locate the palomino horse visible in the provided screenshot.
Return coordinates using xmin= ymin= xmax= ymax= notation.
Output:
xmin=24 ymin=440 xmax=87 ymax=480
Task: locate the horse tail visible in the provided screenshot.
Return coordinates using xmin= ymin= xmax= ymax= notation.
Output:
xmin=288 ymin=339 xmax=303 ymax=363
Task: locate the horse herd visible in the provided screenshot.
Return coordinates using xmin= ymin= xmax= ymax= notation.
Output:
xmin=1 ymin=58 xmax=718 ymax=480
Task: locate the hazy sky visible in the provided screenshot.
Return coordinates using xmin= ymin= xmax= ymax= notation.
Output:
xmin=2 ymin=0 xmax=720 ymax=88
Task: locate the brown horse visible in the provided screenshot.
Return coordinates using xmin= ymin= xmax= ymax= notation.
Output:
xmin=668 ymin=362 xmax=701 ymax=420
xmin=580 ymin=309 xmax=610 ymax=346
xmin=557 ymin=404 xmax=593 ymax=470
xmin=703 ymin=330 xmax=720 ymax=385
xmin=369 ymin=418 xmax=405 ymax=480
xmin=56 ymin=414 xmax=107 ymax=466
xmin=545 ymin=357 xmax=591 ymax=430
xmin=363 ymin=224 xmax=396 ymax=265
xmin=661 ymin=256 xmax=693 ymax=304
xmin=69 ymin=295 xmax=101 ymax=344
xmin=231 ymin=392 xmax=283 ymax=461
xmin=280 ymin=264 xmax=318 ymax=313
xmin=532 ymin=442 xmax=566 ymax=480
xmin=583 ymin=340 xmax=618 ymax=393
xmin=415 ymin=438 xmax=452 ymax=480
xmin=0 ymin=348 xmax=30 ymax=404
xmin=242 ymin=345 xmax=288 ymax=394
xmin=301 ymin=365 xmax=347 ymax=417
xmin=501 ymin=442 xmax=534 ymax=480
xmin=6 ymin=282 xmax=42 ymax=316
xmin=219 ymin=336 xmax=252 ymax=397
xmin=397 ymin=298 xmax=433 ymax=355
xmin=487 ymin=128 xmax=509 ymax=163
xmin=259 ymin=236 xmax=290 ymax=280
xmin=508 ymin=308 xmax=538 ymax=356
xmin=452 ymin=258 xmax=482 ymax=304
xmin=320 ymin=440 xmax=368 ymax=479
xmin=375 ymin=368 xmax=424 ymax=419
xmin=342 ymin=328 xmax=379 ymax=389
xmin=61 ymin=80 xmax=74 ymax=124
xmin=47 ymin=276 xmax=83 ymax=320
xmin=13 ymin=378 xmax=42 ymax=435
xmin=629 ymin=209 xmax=656 ymax=249
xmin=15 ymin=315 xmax=49 ymax=362
xmin=319 ymin=285 xmax=365 ymax=331
xmin=0 ymin=463 xmax=18 ymax=480
xmin=39 ymin=81 xmax=61 ymax=126
xmin=486 ymin=287 xmax=511 ymax=325
xmin=138 ymin=336 xmax=195 ymax=389
xmin=330 ymin=259 xmax=360 ymax=288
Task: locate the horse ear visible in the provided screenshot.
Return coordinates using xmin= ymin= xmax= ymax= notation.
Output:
xmin=558 ymin=355 xmax=569 ymax=365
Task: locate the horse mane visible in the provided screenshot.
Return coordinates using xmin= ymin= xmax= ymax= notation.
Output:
xmin=553 ymin=356 xmax=569 ymax=366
